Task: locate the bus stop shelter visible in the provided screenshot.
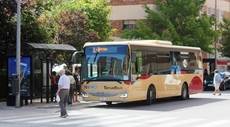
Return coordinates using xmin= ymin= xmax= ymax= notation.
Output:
xmin=26 ymin=43 xmax=76 ymax=104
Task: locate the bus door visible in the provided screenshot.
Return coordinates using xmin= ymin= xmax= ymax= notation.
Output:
xmin=130 ymin=51 xmax=147 ymax=100
xmin=157 ymin=52 xmax=179 ymax=96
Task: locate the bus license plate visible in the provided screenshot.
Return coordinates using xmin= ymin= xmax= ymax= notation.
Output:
xmin=208 ymin=84 xmax=213 ymax=86
xmin=99 ymin=97 xmax=108 ymax=101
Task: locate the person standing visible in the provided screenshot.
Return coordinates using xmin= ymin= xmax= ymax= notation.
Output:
xmin=66 ymin=71 xmax=76 ymax=105
xmin=213 ymin=70 xmax=223 ymax=96
xmin=203 ymin=69 xmax=208 ymax=81
xmin=50 ymin=71 xmax=58 ymax=102
xmin=73 ymin=67 xmax=81 ymax=102
xmin=56 ymin=69 xmax=70 ymax=118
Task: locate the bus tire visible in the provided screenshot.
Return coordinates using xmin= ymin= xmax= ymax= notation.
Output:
xmin=146 ymin=86 xmax=156 ymax=105
xmin=106 ymin=101 xmax=112 ymax=105
xmin=181 ymin=84 xmax=189 ymax=100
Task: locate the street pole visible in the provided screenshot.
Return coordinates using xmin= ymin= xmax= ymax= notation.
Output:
xmin=214 ymin=0 xmax=217 ymax=70
xmin=16 ymin=0 xmax=21 ymax=107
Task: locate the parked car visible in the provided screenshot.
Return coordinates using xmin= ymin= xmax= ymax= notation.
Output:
xmin=220 ymin=71 xmax=230 ymax=90
xmin=204 ymin=71 xmax=230 ymax=91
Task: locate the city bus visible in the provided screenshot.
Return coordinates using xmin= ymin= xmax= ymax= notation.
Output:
xmin=81 ymin=40 xmax=203 ymax=105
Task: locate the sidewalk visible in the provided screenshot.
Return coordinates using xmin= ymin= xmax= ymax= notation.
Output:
xmin=0 ymin=96 xmax=98 ymax=111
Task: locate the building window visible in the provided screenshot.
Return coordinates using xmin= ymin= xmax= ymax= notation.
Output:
xmin=123 ymin=20 xmax=136 ymax=30
xmin=207 ymin=7 xmax=225 ymax=21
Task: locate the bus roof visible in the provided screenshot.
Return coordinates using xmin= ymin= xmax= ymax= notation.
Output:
xmin=84 ymin=40 xmax=201 ymax=52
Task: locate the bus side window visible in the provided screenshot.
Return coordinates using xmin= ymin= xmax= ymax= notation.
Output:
xmin=136 ymin=51 xmax=143 ymax=74
xmin=143 ymin=51 xmax=157 ymax=75
xmin=177 ymin=52 xmax=189 ymax=73
xmin=131 ymin=52 xmax=137 ymax=75
xmin=171 ymin=52 xmax=182 ymax=74
xmin=188 ymin=52 xmax=198 ymax=72
xmin=157 ymin=52 xmax=171 ymax=74
xmin=142 ymin=51 xmax=149 ymax=75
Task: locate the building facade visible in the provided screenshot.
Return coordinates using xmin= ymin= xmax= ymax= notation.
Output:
xmin=108 ymin=0 xmax=155 ymax=35
xmin=203 ymin=0 xmax=230 ymax=21
xmin=109 ymin=0 xmax=230 ymax=34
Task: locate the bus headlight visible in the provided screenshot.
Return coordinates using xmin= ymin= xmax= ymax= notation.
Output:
xmin=120 ymin=93 xmax=128 ymax=98
xmin=82 ymin=92 xmax=89 ymax=98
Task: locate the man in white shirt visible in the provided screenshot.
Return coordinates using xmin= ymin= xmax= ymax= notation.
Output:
xmin=57 ymin=69 xmax=70 ymax=118
xmin=213 ymin=70 xmax=223 ymax=96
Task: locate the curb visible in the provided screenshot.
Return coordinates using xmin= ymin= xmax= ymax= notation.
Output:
xmin=0 ymin=100 xmax=99 ymax=110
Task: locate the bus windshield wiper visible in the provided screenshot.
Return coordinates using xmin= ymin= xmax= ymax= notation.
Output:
xmin=93 ymin=51 xmax=99 ymax=63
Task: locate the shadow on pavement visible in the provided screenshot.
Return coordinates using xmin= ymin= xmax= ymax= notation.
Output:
xmin=86 ymin=97 xmax=227 ymax=112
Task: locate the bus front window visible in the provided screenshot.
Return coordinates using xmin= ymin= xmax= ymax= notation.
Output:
xmin=82 ymin=45 xmax=130 ymax=81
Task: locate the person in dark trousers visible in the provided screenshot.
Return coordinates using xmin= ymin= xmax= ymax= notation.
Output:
xmin=56 ymin=69 xmax=70 ymax=118
xmin=73 ymin=67 xmax=81 ymax=102
xmin=66 ymin=71 xmax=76 ymax=105
xmin=203 ymin=69 xmax=208 ymax=81
xmin=50 ymin=71 xmax=58 ymax=102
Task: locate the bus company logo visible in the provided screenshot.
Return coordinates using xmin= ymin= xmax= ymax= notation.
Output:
xmin=104 ymin=86 xmax=122 ymax=90
xmin=84 ymin=85 xmax=96 ymax=89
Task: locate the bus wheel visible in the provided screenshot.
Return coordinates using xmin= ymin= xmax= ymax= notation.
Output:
xmin=146 ymin=86 xmax=156 ymax=105
xmin=106 ymin=101 xmax=112 ymax=105
xmin=181 ymin=84 xmax=189 ymax=100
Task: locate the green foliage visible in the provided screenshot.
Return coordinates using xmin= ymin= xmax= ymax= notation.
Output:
xmin=122 ymin=0 xmax=218 ymax=52
xmin=21 ymin=0 xmax=63 ymax=43
xmin=41 ymin=0 xmax=111 ymax=49
xmin=0 ymin=0 xmax=17 ymax=53
xmin=21 ymin=4 xmax=49 ymax=43
xmin=0 ymin=0 xmax=52 ymax=47
xmin=221 ymin=19 xmax=230 ymax=57
xmin=1 ymin=0 xmax=111 ymax=52
xmin=57 ymin=11 xmax=100 ymax=50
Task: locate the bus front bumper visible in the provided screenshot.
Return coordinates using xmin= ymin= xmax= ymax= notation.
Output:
xmin=81 ymin=92 xmax=129 ymax=102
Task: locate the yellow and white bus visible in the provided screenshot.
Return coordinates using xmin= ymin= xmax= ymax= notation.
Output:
xmin=81 ymin=40 xmax=203 ymax=105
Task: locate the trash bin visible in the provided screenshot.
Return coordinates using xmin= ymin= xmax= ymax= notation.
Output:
xmin=7 ymin=75 xmax=31 ymax=106
xmin=6 ymin=95 xmax=16 ymax=106
xmin=7 ymin=77 xmax=17 ymax=106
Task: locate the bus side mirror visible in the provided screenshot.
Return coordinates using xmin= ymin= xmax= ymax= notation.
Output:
xmin=71 ymin=51 xmax=84 ymax=64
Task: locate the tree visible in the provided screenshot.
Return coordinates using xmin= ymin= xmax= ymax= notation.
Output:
xmin=0 ymin=0 xmax=17 ymax=54
xmin=20 ymin=0 xmax=57 ymax=43
xmin=221 ymin=19 xmax=230 ymax=57
xmin=0 ymin=0 xmax=54 ymax=54
xmin=1 ymin=0 xmax=111 ymax=51
xmin=122 ymin=0 xmax=218 ymax=52
xmin=57 ymin=11 xmax=100 ymax=50
xmin=40 ymin=0 xmax=111 ymax=50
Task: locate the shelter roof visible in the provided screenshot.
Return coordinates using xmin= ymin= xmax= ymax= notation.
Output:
xmin=27 ymin=43 xmax=76 ymax=51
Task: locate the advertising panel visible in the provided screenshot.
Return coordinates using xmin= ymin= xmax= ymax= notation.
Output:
xmin=8 ymin=56 xmax=31 ymax=97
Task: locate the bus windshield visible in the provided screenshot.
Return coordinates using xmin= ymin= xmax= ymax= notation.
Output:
xmin=82 ymin=45 xmax=130 ymax=81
